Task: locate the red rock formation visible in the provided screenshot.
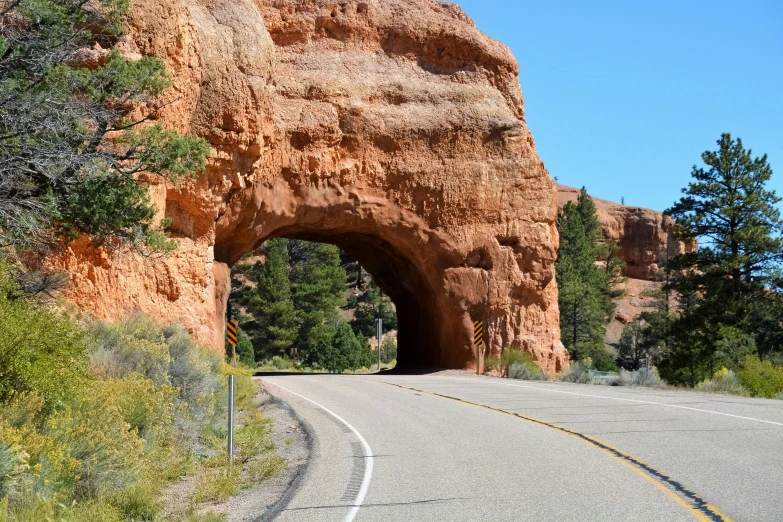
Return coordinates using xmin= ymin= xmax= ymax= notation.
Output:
xmin=557 ymin=185 xmax=695 ymax=281
xmin=51 ymin=0 xmax=568 ymax=373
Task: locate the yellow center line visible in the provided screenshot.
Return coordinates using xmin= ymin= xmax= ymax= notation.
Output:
xmin=361 ymin=377 xmax=734 ymax=522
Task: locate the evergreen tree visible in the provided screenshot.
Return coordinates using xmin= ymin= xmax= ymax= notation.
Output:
xmin=576 ymin=187 xmax=602 ymax=244
xmin=288 ymin=240 xmax=348 ymax=363
xmin=556 ymin=202 xmax=609 ymax=359
xmin=617 ymin=320 xmax=647 ymax=370
xmin=289 ymin=240 xmax=346 ymax=316
xmin=380 ymin=335 xmax=398 ymax=364
xmin=661 ymin=134 xmax=783 ymax=383
xmin=238 ymin=239 xmax=298 ymax=360
xmin=0 ymin=0 xmax=209 ymax=252
xmin=350 ymin=282 xmax=398 ymax=338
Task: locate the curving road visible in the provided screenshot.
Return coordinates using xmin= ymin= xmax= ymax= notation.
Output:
xmin=259 ymin=373 xmax=783 ymax=522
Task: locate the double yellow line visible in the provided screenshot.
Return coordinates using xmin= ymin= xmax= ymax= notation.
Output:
xmin=373 ymin=380 xmax=734 ymax=522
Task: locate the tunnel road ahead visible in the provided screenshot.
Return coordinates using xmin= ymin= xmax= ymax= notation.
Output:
xmin=259 ymin=373 xmax=783 ymax=522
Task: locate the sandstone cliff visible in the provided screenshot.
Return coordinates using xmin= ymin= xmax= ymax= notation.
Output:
xmin=557 ymin=185 xmax=694 ymax=281
xmin=51 ymin=1 xmax=568 ymax=372
xmin=556 ymin=185 xmax=695 ymax=346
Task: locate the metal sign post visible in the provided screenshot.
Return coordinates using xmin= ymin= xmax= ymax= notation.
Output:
xmin=225 ymin=307 xmax=238 ymax=465
xmin=227 ymin=374 xmax=235 ymax=464
xmin=376 ymin=318 xmax=383 ymax=371
xmin=473 ymin=320 xmax=484 ymax=375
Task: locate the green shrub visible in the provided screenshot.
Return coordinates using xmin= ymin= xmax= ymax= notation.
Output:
xmin=737 ymin=356 xmax=783 ymax=398
xmin=380 ymin=336 xmax=397 ymax=364
xmin=696 ymin=368 xmax=748 ymax=396
xmin=501 ymin=348 xmax=546 ymax=380
xmin=46 ymin=396 xmax=146 ymax=498
xmin=268 ymin=356 xmax=294 ymax=370
xmin=483 ymin=355 xmax=500 ymax=373
xmin=248 ymin=454 xmax=286 ymax=483
xmin=91 ymin=375 xmax=178 ymax=439
xmin=590 ymin=348 xmax=619 ymax=372
xmin=88 ymin=316 xmax=171 ymax=383
xmin=508 ymin=363 xmax=546 ymax=381
xmin=235 ymin=411 xmax=274 ymax=462
xmin=192 ymin=466 xmax=241 ymax=504
xmin=619 ymin=368 xmax=663 ymax=388
xmin=0 ymin=441 xmax=26 ymax=500
xmin=559 ymin=360 xmax=591 ymax=383
xmin=0 ymin=288 xmax=88 ymax=411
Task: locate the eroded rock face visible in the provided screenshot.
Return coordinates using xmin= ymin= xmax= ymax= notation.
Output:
xmin=557 ymin=185 xmax=695 ymax=281
xmin=52 ymin=0 xmax=568 ymax=373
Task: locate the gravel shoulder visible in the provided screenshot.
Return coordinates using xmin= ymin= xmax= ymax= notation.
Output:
xmin=220 ymin=383 xmax=310 ymax=522
xmin=161 ymin=381 xmax=310 ymax=521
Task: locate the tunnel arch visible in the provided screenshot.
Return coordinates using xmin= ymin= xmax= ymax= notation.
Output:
xmin=214 ymin=181 xmax=473 ymax=369
xmin=49 ymin=0 xmax=575 ymax=375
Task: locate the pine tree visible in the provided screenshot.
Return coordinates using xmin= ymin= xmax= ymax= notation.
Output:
xmin=576 ymin=187 xmax=602 ymax=244
xmin=240 ymin=239 xmax=298 ymax=360
xmin=350 ymin=282 xmax=398 ymax=338
xmin=556 ymin=202 xmax=608 ymax=359
xmin=617 ymin=320 xmax=647 ymax=370
xmin=661 ymin=134 xmax=783 ymax=382
xmin=0 ymin=0 xmax=209 ymax=252
xmin=289 ymin=240 xmax=346 ymax=316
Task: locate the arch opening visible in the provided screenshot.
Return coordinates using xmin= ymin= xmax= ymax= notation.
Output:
xmin=229 ymin=230 xmax=442 ymax=371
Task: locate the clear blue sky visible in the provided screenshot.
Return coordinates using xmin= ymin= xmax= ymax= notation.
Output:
xmin=453 ymin=0 xmax=783 ymax=211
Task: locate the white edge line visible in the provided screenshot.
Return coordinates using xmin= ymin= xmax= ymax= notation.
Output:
xmin=265 ymin=381 xmax=374 ymax=522
xmin=433 ymin=376 xmax=783 ymax=427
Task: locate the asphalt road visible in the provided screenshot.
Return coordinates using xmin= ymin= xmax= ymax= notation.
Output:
xmin=259 ymin=373 xmax=783 ymax=522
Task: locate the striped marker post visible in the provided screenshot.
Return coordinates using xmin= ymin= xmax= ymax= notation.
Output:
xmin=226 ymin=319 xmax=238 ymax=365
xmin=225 ymin=318 xmax=238 ymax=464
xmin=473 ymin=320 xmax=484 ymax=375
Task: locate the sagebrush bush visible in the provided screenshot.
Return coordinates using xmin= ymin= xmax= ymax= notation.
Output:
xmin=0 ymin=272 xmax=273 ymax=522
xmin=500 ymin=348 xmax=547 ymax=380
xmin=508 ymin=363 xmax=546 ymax=381
xmin=559 ymin=360 xmax=591 ymax=383
xmin=618 ymin=368 xmax=663 ymax=388
xmin=696 ymin=368 xmax=748 ymax=396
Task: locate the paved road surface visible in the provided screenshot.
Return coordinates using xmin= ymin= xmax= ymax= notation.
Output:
xmin=259 ymin=373 xmax=783 ymax=522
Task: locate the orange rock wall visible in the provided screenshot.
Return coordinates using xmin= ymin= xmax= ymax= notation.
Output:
xmin=557 ymin=185 xmax=695 ymax=281
xmin=53 ymin=0 xmax=568 ymax=372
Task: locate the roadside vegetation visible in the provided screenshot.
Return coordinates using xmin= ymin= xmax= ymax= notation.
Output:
xmin=0 ymin=264 xmax=283 ymax=521
xmin=497 ymin=134 xmax=783 ymax=401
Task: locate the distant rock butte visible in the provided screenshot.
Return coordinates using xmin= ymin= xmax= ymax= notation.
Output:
xmin=557 ymin=185 xmax=695 ymax=281
xmin=50 ymin=0 xmax=568 ymax=373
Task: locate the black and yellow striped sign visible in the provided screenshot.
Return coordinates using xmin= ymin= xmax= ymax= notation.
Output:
xmin=226 ymin=319 xmax=238 ymax=347
xmin=473 ymin=320 xmax=484 ymax=346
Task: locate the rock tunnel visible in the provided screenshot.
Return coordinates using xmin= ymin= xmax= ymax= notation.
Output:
xmin=54 ymin=0 xmax=569 ymax=373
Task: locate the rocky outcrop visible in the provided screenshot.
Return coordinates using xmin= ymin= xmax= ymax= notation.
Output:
xmin=557 ymin=185 xmax=695 ymax=281
xmin=50 ymin=0 xmax=568 ymax=373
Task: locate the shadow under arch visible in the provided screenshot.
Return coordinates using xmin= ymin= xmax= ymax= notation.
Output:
xmin=272 ymin=229 xmax=439 ymax=370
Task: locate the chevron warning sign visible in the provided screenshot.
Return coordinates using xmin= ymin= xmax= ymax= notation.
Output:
xmin=473 ymin=320 xmax=484 ymax=346
xmin=226 ymin=319 xmax=238 ymax=347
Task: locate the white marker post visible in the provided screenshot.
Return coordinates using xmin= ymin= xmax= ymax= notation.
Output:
xmin=376 ymin=318 xmax=383 ymax=371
